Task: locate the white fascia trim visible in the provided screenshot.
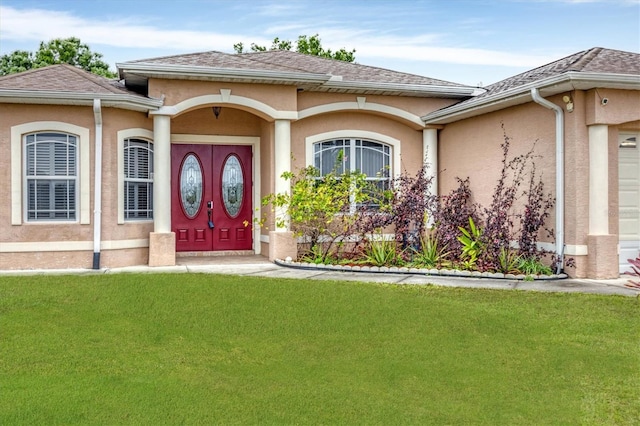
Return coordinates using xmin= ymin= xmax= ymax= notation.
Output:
xmin=11 ymin=121 xmax=91 ymax=225
xmin=298 ymin=99 xmax=425 ymax=129
xmin=150 ymin=92 xmax=297 ymax=121
xmin=0 ymin=238 xmax=150 ymax=253
xmin=118 ymin=63 xmax=332 ymax=84
xmin=320 ymin=80 xmax=482 ymax=98
xmin=422 ymin=72 xmax=640 ymax=124
xmin=567 ymin=72 xmax=640 ymax=89
xmin=305 ymin=130 xmax=402 ymax=179
xmin=0 ymin=90 xmax=162 ymax=112
xmin=117 ymin=128 xmax=154 ymax=224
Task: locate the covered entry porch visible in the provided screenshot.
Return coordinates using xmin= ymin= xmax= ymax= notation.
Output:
xmin=147 ymin=92 xmax=296 ymax=267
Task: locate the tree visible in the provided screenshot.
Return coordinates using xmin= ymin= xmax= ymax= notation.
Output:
xmin=234 ymin=34 xmax=356 ymax=62
xmin=0 ymin=37 xmax=116 ymax=78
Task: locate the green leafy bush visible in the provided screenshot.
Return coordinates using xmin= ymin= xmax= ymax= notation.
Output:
xmin=262 ymin=165 xmax=385 ymax=263
xmin=497 ymin=248 xmax=522 ymax=274
xmin=518 ymin=256 xmax=553 ymax=275
xmin=457 ymin=217 xmax=484 ymax=270
xmin=362 ymin=236 xmax=404 ymax=267
xmin=411 ymin=233 xmax=450 ymax=268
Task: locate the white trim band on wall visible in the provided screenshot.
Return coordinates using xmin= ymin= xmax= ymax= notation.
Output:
xmin=0 ymin=238 xmax=150 ymax=253
xmin=298 ymin=97 xmax=425 ymax=129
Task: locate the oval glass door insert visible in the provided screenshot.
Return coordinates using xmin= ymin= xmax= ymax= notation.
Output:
xmin=222 ymin=155 xmax=243 ymax=218
xmin=180 ymin=154 xmax=203 ymax=218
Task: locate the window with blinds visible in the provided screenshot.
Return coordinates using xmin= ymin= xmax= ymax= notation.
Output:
xmin=24 ymin=132 xmax=78 ymax=221
xmin=124 ymin=138 xmax=154 ymax=220
xmin=313 ymin=138 xmax=391 ymax=209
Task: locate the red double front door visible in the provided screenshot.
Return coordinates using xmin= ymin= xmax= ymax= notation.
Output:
xmin=171 ymin=144 xmax=252 ymax=252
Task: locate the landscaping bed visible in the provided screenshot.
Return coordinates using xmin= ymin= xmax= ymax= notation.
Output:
xmin=276 ymin=258 xmax=568 ymax=280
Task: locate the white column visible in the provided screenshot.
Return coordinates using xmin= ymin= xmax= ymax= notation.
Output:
xmin=274 ymin=119 xmax=291 ymax=230
xmin=423 ymin=128 xmax=438 ymax=199
xmin=153 ymin=114 xmax=172 ymax=233
xmin=588 ymin=124 xmax=609 ymax=235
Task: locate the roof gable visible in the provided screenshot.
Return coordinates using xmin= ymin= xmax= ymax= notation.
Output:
xmin=478 ymin=47 xmax=640 ymax=100
xmin=236 ymin=50 xmax=463 ymax=87
xmin=0 ymin=64 xmax=161 ymax=111
xmin=423 ymin=47 xmax=640 ymax=124
xmin=0 ymin=64 xmax=130 ymax=94
xmin=118 ymin=49 xmax=479 ymax=98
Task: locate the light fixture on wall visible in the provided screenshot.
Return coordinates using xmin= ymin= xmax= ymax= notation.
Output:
xmin=212 ymin=106 xmax=222 ymax=119
xmin=562 ymin=95 xmax=574 ymax=113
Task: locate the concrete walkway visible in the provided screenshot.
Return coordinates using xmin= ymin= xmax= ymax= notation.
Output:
xmin=1 ymin=255 xmax=638 ymax=297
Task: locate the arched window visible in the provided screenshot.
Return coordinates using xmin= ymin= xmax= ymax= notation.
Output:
xmin=314 ymin=138 xmax=391 ymax=189
xmin=124 ymin=138 xmax=154 ymax=220
xmin=24 ymin=132 xmax=78 ymax=221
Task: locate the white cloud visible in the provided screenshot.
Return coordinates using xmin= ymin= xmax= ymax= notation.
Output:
xmin=254 ymin=2 xmax=307 ymax=17
xmin=316 ymin=30 xmax=553 ymax=67
xmin=0 ymin=4 xmax=569 ymax=69
xmin=0 ymin=6 xmax=243 ymax=51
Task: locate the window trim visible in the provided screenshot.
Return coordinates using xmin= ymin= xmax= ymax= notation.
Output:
xmin=24 ymin=132 xmax=79 ymax=221
xmin=306 ymin=131 xmax=401 ymax=212
xmin=305 ymin=130 xmax=401 ymax=180
xmin=11 ymin=122 xmax=90 ymax=225
xmin=117 ymin=129 xmax=154 ymax=224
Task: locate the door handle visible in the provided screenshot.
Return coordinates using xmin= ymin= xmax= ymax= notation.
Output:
xmin=207 ymin=201 xmax=214 ymax=229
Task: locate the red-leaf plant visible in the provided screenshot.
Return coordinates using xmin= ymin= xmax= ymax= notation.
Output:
xmin=624 ymin=257 xmax=640 ymax=290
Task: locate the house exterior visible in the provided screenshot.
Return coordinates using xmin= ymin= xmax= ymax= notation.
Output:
xmin=424 ymin=47 xmax=640 ymax=278
xmin=0 ymin=47 xmax=638 ymax=278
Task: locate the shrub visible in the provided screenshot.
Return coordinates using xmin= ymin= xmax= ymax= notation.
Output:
xmin=457 ymin=217 xmax=484 ymax=270
xmin=431 ymin=177 xmax=479 ymax=262
xmin=518 ymin=164 xmax=555 ymax=259
xmin=388 ymin=164 xmax=436 ymax=249
xmin=411 ymin=233 xmax=450 ymax=269
xmin=362 ymin=236 xmax=405 ymax=267
xmin=262 ymin=165 xmax=383 ymax=263
xmin=497 ymin=248 xmax=522 ymax=274
xmin=623 ymin=256 xmax=640 ymax=290
xmin=518 ymin=256 xmax=553 ymax=276
xmin=480 ymin=124 xmax=554 ymax=269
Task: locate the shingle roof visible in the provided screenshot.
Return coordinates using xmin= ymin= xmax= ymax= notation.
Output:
xmin=124 ymin=49 xmax=466 ymax=88
xmin=0 ymin=64 xmax=140 ymax=95
xmin=422 ymin=47 xmax=640 ymax=124
xmin=240 ymin=50 xmax=464 ymax=87
xmin=476 ymin=47 xmax=640 ymax=100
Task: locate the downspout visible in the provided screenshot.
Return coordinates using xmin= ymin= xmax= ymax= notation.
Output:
xmin=530 ymin=88 xmax=564 ymax=273
xmin=92 ymin=99 xmax=103 ymax=270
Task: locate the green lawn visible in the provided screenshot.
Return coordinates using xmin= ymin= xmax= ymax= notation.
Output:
xmin=0 ymin=273 xmax=638 ymax=425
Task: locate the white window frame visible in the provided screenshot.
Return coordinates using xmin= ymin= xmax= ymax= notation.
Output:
xmin=11 ymin=122 xmax=90 ymax=225
xmin=305 ymin=131 xmax=401 ymax=179
xmin=117 ymin=129 xmax=154 ymax=224
xmin=305 ymin=131 xmax=401 ymax=211
xmin=24 ymin=132 xmax=79 ymax=221
xmin=124 ymin=138 xmax=154 ymax=221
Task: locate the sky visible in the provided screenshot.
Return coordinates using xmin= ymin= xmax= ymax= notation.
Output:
xmin=0 ymin=0 xmax=639 ymax=86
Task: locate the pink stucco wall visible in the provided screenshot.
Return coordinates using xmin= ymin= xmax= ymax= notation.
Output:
xmin=439 ymin=88 xmax=640 ymax=278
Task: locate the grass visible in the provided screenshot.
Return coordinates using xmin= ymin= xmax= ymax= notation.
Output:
xmin=0 ymin=273 xmax=638 ymax=425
